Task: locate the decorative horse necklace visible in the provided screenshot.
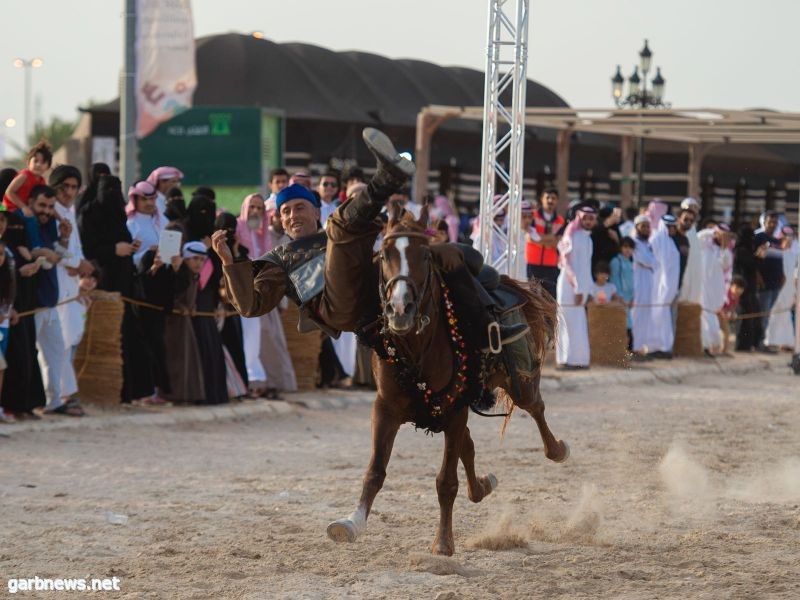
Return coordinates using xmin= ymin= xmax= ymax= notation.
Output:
xmin=379 ymin=279 xmax=472 ymax=421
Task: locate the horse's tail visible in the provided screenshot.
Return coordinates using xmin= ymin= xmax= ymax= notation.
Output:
xmin=496 ymin=276 xmax=557 ymax=436
xmin=498 ymin=275 xmax=557 ymax=361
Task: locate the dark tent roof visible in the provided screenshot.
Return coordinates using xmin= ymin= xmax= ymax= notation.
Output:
xmin=86 ymin=33 xmax=569 ymax=126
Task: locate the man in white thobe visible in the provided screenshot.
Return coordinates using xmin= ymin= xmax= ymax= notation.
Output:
xmin=126 ymin=182 xmax=163 ymax=268
xmin=556 ymin=206 xmax=596 ymax=369
xmin=677 ymin=198 xmax=703 ymax=304
xmin=237 ymin=194 xmax=270 ymax=394
xmin=649 ymin=214 xmax=681 ymax=357
xmin=698 ymin=224 xmax=731 ymax=352
xmin=632 ymin=216 xmax=657 ymax=355
xmin=764 ymin=229 xmax=799 ymax=348
xmin=51 ymin=166 xmax=92 ymax=413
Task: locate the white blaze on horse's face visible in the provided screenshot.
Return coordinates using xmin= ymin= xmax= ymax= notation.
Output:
xmin=390 ymin=236 xmax=411 ymax=316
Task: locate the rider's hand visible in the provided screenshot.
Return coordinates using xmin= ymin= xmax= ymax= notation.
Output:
xmin=211 ymin=230 xmax=234 ymax=266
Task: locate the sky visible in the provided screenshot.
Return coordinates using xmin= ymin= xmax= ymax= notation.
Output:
xmin=1 ymin=0 xmax=799 ymax=152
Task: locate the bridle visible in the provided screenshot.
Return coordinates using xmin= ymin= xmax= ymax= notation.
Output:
xmin=378 ymin=230 xmax=434 ymax=335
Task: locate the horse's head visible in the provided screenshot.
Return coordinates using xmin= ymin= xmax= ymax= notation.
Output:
xmin=379 ymin=204 xmax=432 ymax=335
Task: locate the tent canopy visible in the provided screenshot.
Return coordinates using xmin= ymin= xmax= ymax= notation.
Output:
xmin=86 ymin=33 xmax=568 ymax=128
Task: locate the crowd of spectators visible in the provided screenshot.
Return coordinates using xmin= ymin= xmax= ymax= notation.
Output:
xmin=0 ymin=140 xmax=797 ymax=423
xmin=515 ymin=190 xmax=799 ymax=369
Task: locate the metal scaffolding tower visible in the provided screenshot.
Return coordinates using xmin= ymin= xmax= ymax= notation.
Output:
xmin=479 ymin=0 xmax=529 ymax=274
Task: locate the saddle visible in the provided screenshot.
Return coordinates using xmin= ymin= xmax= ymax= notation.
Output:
xmin=456 ymin=243 xmax=534 ymax=406
xmin=456 ymin=243 xmax=527 ymax=314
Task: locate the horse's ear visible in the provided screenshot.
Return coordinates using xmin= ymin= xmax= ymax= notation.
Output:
xmin=417 ymin=204 xmax=429 ymax=229
xmin=387 ymin=200 xmax=402 ymax=227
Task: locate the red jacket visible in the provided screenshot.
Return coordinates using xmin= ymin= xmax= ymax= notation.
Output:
xmin=525 ymin=209 xmax=564 ymax=267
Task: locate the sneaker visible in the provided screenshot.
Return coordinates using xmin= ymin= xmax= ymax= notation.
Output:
xmin=0 ymin=410 xmax=16 ymax=424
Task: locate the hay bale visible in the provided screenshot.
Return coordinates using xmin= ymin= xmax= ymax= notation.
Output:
xmin=74 ymin=291 xmax=123 ymax=405
xmin=674 ymin=302 xmax=704 ymax=357
xmin=279 ymin=303 xmax=323 ymax=390
xmin=587 ymin=302 xmax=629 ymax=367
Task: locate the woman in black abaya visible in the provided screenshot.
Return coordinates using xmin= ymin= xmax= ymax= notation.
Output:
xmin=734 ymin=226 xmax=764 ymax=351
xmin=184 ymin=194 xmax=227 ymax=404
xmin=78 ymin=175 xmax=154 ymax=402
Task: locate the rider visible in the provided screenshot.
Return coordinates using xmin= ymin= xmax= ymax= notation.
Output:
xmin=214 ymin=128 xmax=526 ymax=353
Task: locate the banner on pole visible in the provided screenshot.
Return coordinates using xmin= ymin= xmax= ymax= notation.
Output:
xmin=136 ymin=0 xmax=196 ymax=138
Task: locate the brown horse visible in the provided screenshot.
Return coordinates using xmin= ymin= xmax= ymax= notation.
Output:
xmin=326 ymin=207 xmax=569 ymax=556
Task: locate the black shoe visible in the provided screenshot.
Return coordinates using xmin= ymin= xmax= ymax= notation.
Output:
xmin=363 ymin=128 xmax=416 ymax=181
xmin=363 ymin=128 xmax=415 ymax=203
xmin=481 ymin=322 xmax=529 ymax=354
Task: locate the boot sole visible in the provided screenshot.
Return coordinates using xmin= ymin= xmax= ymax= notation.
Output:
xmin=362 ymin=128 xmax=416 ymax=177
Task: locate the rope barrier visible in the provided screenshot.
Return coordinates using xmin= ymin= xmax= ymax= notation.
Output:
xmin=557 ymin=301 xmax=794 ymax=320
xmin=12 ymin=294 xmax=238 ymax=319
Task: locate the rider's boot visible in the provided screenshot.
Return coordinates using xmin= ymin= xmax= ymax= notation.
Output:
xmin=341 ymin=128 xmax=415 ymax=229
xmin=443 ymin=264 xmax=529 ymax=354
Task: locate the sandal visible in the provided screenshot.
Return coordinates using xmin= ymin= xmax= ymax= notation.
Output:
xmin=141 ymin=396 xmax=169 ymax=406
xmin=45 ymin=403 xmax=85 ymax=417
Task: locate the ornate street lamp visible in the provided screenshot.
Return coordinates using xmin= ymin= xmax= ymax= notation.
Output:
xmin=611 ymin=40 xmax=670 ymax=205
xmin=612 ymin=40 xmax=668 ymax=109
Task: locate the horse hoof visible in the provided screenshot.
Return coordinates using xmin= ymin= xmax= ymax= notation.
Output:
xmin=552 ymin=440 xmax=570 ymax=463
xmin=327 ymin=519 xmax=358 ymax=543
xmin=487 ymin=473 xmax=498 ymax=491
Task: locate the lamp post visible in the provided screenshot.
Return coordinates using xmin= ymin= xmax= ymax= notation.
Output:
xmin=0 ymin=118 xmax=16 ymax=162
xmin=611 ymin=40 xmax=669 ymax=206
xmin=13 ymin=57 xmax=44 ymax=144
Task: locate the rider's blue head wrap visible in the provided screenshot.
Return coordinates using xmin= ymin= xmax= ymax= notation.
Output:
xmin=275 ymin=183 xmax=320 ymax=213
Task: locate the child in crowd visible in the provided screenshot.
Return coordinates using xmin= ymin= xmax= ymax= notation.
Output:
xmin=610 ymin=237 xmax=636 ymax=347
xmin=719 ymin=275 xmax=746 ymax=356
xmin=78 ymin=261 xmax=100 ymax=303
xmin=588 ymin=261 xmax=623 ymax=305
xmin=163 ymin=242 xmax=227 ymax=405
xmin=3 ymin=141 xmax=52 ymax=216
xmin=0 ymin=239 xmax=17 ymax=423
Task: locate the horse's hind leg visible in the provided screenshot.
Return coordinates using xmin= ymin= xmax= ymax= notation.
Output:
xmin=512 ymin=374 xmax=569 ymax=463
xmin=432 ymin=407 xmax=468 ymax=556
xmin=460 ymin=425 xmax=498 ymax=503
xmin=327 ymin=398 xmax=401 ymax=543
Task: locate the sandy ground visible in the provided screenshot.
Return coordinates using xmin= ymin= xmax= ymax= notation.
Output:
xmin=1 ymin=368 xmax=799 ymax=599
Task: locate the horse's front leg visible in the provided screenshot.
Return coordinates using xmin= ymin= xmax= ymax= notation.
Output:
xmin=460 ymin=425 xmax=498 ymax=503
xmin=327 ymin=397 xmax=401 ymax=543
xmin=432 ymin=407 xmax=468 ymax=556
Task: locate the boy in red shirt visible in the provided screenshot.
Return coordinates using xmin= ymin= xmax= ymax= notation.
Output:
xmin=3 ymin=141 xmax=53 ymax=216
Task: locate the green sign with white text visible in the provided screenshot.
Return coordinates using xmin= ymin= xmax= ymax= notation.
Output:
xmin=139 ymin=107 xmax=282 ymax=186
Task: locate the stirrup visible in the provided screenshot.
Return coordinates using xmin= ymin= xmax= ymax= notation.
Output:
xmin=486 ymin=322 xmax=502 ymax=355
